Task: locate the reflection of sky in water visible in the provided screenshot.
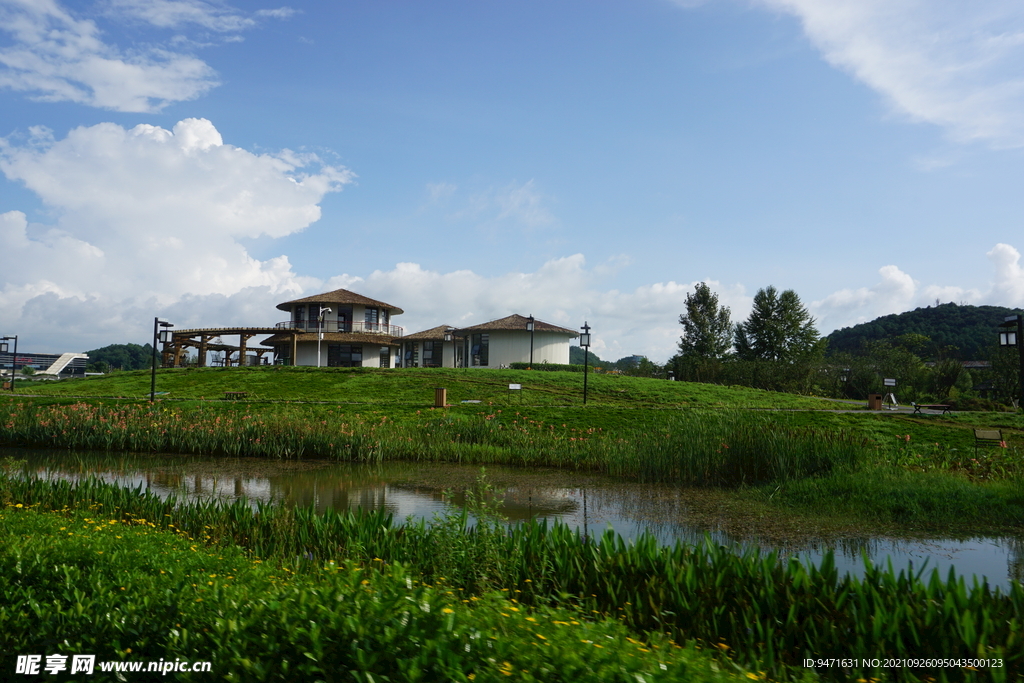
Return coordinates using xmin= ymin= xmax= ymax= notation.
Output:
xmin=13 ymin=449 xmax=1023 ymax=592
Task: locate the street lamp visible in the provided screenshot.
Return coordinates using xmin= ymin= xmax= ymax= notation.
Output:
xmin=526 ymin=315 xmax=535 ymax=369
xmin=1 ymin=335 xmax=17 ymax=393
xmin=150 ymin=318 xmax=173 ymax=403
xmin=580 ymin=321 xmax=592 ymax=406
xmin=317 ymin=306 xmax=332 ymax=368
xmin=998 ymin=314 xmax=1024 ymax=410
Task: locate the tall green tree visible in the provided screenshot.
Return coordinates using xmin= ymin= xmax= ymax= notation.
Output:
xmin=677 ymin=283 xmax=733 ymax=360
xmin=734 ymin=286 xmax=822 ymax=362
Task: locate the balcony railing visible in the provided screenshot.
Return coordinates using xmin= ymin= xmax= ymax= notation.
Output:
xmin=275 ymin=321 xmax=404 ymax=337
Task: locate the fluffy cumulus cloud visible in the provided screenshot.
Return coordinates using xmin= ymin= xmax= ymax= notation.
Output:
xmin=324 ymin=257 xmax=752 ymax=362
xmin=0 ymin=0 xmax=291 ymax=112
xmin=0 ymin=118 xmax=349 ymax=349
xmin=811 ymin=245 xmax=1024 ymax=332
xmin=756 ymin=0 xmax=1024 ymax=148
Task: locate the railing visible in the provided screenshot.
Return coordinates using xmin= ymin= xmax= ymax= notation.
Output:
xmin=275 ymin=321 xmax=404 ymax=337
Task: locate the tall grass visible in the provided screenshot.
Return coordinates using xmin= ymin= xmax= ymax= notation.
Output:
xmin=2 ymin=470 xmax=1020 ymax=681
xmin=1 ymin=402 xmax=863 ymax=486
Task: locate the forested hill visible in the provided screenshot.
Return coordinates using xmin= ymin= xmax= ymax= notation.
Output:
xmin=825 ymin=303 xmax=1019 ymax=359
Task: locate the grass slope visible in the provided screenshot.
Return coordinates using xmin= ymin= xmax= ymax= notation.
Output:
xmin=25 ymin=366 xmax=842 ymax=409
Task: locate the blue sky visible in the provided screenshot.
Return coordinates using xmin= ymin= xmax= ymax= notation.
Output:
xmin=2 ymin=0 xmax=1023 ymax=361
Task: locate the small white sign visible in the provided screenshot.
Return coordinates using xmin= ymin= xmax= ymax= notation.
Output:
xmin=883 ymin=378 xmax=896 ymax=387
xmin=508 ymin=383 xmax=521 ymax=390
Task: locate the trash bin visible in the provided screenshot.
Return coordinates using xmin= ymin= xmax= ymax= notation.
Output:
xmin=434 ymin=387 xmax=447 ymax=408
xmin=2 ymin=382 xmax=9 ymax=390
xmin=867 ymin=394 xmax=882 ymax=410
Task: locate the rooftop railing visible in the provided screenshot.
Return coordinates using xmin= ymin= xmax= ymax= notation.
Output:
xmin=275 ymin=321 xmax=404 ymax=337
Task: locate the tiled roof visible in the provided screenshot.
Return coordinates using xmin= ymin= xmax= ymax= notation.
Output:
xmin=276 ymin=288 xmax=404 ymax=315
xmin=454 ymin=314 xmax=577 ymax=336
xmin=402 ymin=325 xmax=463 ymax=341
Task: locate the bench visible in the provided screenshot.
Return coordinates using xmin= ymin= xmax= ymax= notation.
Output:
xmin=911 ymin=402 xmax=952 ymax=415
xmin=974 ymin=429 xmax=1005 ymax=457
xmin=224 ymin=391 xmax=248 ymax=400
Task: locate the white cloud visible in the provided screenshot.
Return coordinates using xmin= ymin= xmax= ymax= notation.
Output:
xmin=0 ymin=0 xmax=292 ymax=112
xmin=103 ymin=0 xmax=255 ymax=31
xmin=756 ymin=0 xmax=1024 ymax=148
xmin=0 ymin=118 xmax=349 ymax=349
xmin=326 ymin=258 xmax=749 ymax=362
xmin=0 ymin=0 xmax=219 ymax=112
xmin=446 ymin=179 xmax=556 ymax=229
xmin=810 ymin=248 xmax=1024 ymax=333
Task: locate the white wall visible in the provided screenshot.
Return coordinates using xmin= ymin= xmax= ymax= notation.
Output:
xmin=467 ymin=331 xmax=571 ymax=367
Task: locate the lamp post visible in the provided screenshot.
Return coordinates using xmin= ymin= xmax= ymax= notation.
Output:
xmin=150 ymin=318 xmax=173 ymax=403
xmin=998 ymin=314 xmax=1024 ymax=410
xmin=1 ymin=335 xmax=17 ymax=393
xmin=526 ymin=315 xmax=535 ymax=369
xmin=580 ymin=321 xmax=591 ymax=406
xmin=317 ymin=306 xmax=332 ymax=368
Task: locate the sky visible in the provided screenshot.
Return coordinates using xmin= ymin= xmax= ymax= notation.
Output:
xmin=2 ymin=0 xmax=1024 ymax=362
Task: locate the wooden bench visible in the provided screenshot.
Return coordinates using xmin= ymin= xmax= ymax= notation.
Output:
xmin=224 ymin=391 xmax=248 ymax=400
xmin=911 ymin=402 xmax=952 ymax=415
xmin=974 ymin=428 xmax=1004 ymax=457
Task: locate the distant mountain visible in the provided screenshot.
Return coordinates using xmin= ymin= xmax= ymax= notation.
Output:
xmin=825 ymin=303 xmax=1019 ymax=359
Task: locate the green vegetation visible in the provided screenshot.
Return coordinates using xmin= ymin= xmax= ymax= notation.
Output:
xmin=82 ymin=342 xmax=154 ymax=372
xmin=17 ymin=365 xmax=842 ymax=408
xmin=2 ymin=472 xmax=1020 ymax=682
xmin=826 ymin=303 xmax=1018 ymax=360
xmin=1 ymin=501 xmax=739 ymax=682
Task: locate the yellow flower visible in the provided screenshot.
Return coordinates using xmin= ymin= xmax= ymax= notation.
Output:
xmin=441 ymin=608 xmax=454 ymax=614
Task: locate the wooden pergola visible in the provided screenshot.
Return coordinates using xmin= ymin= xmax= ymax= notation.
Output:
xmin=162 ymin=327 xmax=300 ymax=368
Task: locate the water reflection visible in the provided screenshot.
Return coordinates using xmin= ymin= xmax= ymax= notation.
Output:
xmin=8 ymin=448 xmax=1023 ymax=591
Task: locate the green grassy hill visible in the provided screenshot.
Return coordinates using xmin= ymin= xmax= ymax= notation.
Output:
xmin=24 ymin=366 xmax=841 ymax=410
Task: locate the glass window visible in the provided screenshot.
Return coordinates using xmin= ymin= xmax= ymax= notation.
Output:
xmin=327 ymin=344 xmax=363 ymax=368
xmin=471 ymin=333 xmax=489 ymax=366
xmin=294 ymin=305 xmax=305 ymax=325
xmin=379 ymin=347 xmax=390 ymax=368
xmin=365 ymin=307 xmax=379 ymax=331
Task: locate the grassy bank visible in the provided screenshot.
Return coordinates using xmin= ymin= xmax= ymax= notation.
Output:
xmin=2 ymin=472 xmax=1020 ymax=682
xmin=22 ymin=366 xmax=844 ymax=409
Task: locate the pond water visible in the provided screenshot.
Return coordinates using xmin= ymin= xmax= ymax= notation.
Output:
xmin=6 ymin=448 xmax=1023 ymax=591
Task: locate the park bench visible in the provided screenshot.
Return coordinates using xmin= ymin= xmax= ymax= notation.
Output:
xmin=911 ymin=402 xmax=952 ymax=415
xmin=974 ymin=428 xmax=1005 ymax=457
xmin=224 ymin=391 xmax=248 ymax=400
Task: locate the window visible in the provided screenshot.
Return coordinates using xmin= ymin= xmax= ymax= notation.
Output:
xmin=365 ymin=307 xmax=379 ymax=331
xmin=336 ymin=305 xmax=352 ymax=333
xmin=403 ymin=341 xmax=419 ymax=367
xmin=294 ymin=305 xmax=306 ymax=327
xmin=423 ymin=341 xmax=436 ymax=367
xmin=379 ymin=347 xmax=391 ymax=368
xmin=471 ymin=333 xmax=489 ymax=366
xmin=327 ymin=344 xmax=363 ymax=368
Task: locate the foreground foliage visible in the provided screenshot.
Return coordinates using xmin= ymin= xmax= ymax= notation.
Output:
xmin=2 ymin=472 xmax=1020 ymax=682
xmin=1 ymin=504 xmax=741 ymax=682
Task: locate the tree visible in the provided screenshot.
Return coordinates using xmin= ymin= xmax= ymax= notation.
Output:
xmin=734 ymin=286 xmax=822 ymax=362
xmin=677 ymin=283 xmax=733 ymax=361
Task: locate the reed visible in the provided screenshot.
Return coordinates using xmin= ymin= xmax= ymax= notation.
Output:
xmin=3 ymin=471 xmax=1020 ymax=681
xmin=0 ymin=402 xmax=865 ymax=486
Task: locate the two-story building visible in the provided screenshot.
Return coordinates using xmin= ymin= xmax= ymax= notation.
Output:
xmin=261 ymin=288 xmax=405 ymax=368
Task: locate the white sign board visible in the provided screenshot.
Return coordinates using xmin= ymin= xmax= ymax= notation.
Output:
xmin=883 ymin=378 xmax=896 ymax=387
xmin=508 ymin=383 xmax=522 ymax=390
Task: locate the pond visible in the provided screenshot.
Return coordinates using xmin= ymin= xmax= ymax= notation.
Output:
xmin=6 ymin=447 xmax=1023 ymax=591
